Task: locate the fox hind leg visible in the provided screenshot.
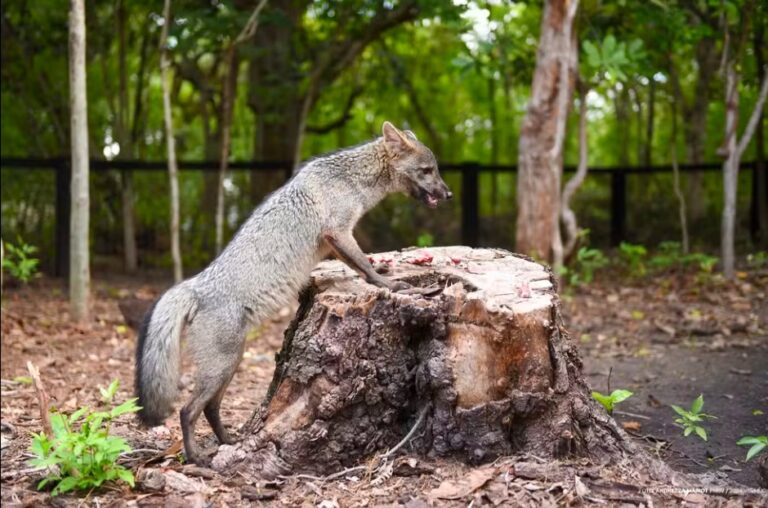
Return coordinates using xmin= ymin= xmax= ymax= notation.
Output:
xmin=181 ymin=315 xmax=246 ymax=464
xmin=203 ymin=368 xmax=238 ymax=445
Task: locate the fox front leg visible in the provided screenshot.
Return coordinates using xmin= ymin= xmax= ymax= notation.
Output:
xmin=323 ymin=231 xmax=411 ymax=291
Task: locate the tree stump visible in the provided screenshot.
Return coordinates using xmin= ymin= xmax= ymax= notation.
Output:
xmin=212 ymin=247 xmax=632 ymax=478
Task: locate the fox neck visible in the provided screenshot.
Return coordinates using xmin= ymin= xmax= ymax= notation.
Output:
xmin=342 ymin=140 xmax=400 ymax=211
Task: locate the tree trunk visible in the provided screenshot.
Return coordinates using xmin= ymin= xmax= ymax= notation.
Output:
xmin=211 ymin=247 xmax=631 ymax=478
xmin=644 ymin=79 xmax=655 ymax=168
xmin=215 ymin=47 xmax=239 ymax=255
xmin=684 ymin=37 xmax=719 ymax=222
xmin=248 ymin=0 xmax=305 ymax=204
xmin=68 ymin=0 xmax=90 ymax=322
xmin=670 ymin=92 xmax=689 ymax=254
xmin=754 ymin=21 xmax=768 ymax=247
xmin=117 ymin=0 xmax=138 ymax=272
xmin=721 ymin=62 xmax=739 ymax=280
xmin=561 ymin=83 xmax=589 ymax=263
xmin=215 ymin=0 xmax=269 ymax=254
xmin=614 ymin=85 xmax=630 ymax=166
xmin=515 ymin=0 xmax=579 ymax=263
xmin=160 ymin=0 xmax=183 ymax=283
xmin=488 ymin=75 xmax=499 ymax=214
xmin=381 ymin=43 xmax=443 ymax=159
xmin=720 ymin=55 xmax=768 ymax=278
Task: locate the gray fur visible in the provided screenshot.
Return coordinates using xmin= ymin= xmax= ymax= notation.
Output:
xmin=135 ymin=122 xmax=451 ymax=463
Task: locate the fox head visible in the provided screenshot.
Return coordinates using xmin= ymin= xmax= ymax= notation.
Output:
xmin=381 ymin=121 xmax=452 ymax=208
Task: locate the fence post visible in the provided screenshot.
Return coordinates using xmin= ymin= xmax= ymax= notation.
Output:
xmin=610 ymin=170 xmax=626 ymax=246
xmin=461 ymin=163 xmax=479 ymax=247
xmin=55 ymin=160 xmax=71 ymax=278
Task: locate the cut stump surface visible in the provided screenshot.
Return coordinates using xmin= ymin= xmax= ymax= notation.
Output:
xmin=213 ymin=247 xmax=631 ymax=478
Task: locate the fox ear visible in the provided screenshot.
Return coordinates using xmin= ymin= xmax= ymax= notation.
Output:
xmin=382 ymin=121 xmax=413 ymax=154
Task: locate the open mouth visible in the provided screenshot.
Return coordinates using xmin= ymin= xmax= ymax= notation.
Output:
xmin=414 ymin=187 xmax=439 ymax=208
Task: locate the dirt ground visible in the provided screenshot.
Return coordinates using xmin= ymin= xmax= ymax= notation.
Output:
xmin=1 ymin=263 xmax=767 ymax=506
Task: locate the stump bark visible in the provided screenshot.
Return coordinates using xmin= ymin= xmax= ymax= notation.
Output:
xmin=213 ymin=247 xmax=631 ymax=477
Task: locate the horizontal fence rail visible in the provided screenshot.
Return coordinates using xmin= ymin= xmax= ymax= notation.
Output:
xmin=0 ymin=157 xmax=762 ymax=277
xmin=0 ymin=157 xmax=754 ymax=172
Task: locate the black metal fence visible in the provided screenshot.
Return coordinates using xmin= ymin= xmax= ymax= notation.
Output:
xmin=0 ymin=157 xmax=761 ymax=276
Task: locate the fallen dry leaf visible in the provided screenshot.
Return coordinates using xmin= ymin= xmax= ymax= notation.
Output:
xmin=622 ymin=421 xmax=642 ymax=431
xmin=428 ymin=466 xmax=496 ymax=500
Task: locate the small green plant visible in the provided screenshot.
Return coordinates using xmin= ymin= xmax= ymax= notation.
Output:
xmin=2 ymin=238 xmax=40 ymax=283
xmin=98 ymin=379 xmax=120 ymax=404
xmin=649 ymin=241 xmax=683 ymax=270
xmin=592 ymin=389 xmax=633 ymax=414
xmin=671 ymin=394 xmax=716 ymax=441
xmin=28 ymin=380 xmax=140 ymax=496
xmin=737 ymin=435 xmax=767 ymax=461
xmin=686 ymin=253 xmax=718 ymax=273
xmin=416 ymin=233 xmax=434 ymax=248
xmin=619 ymin=242 xmax=647 ymax=278
xmin=567 ymin=246 xmax=609 ymax=287
xmin=649 ymin=242 xmax=719 ymax=277
xmin=747 ymin=252 xmax=768 ymax=269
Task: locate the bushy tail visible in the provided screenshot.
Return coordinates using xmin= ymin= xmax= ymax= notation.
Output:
xmin=135 ymin=283 xmax=197 ymax=426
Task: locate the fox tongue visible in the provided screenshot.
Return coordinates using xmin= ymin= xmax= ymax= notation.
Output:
xmin=427 ymin=194 xmax=438 ymax=207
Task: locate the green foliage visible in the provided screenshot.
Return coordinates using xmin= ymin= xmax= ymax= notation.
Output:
xmin=618 ymin=242 xmax=647 ymax=278
xmin=648 ymin=243 xmax=680 ymax=270
xmin=2 ymin=0 xmax=765 ymax=268
xmin=648 ymin=242 xmax=718 ymax=275
xmin=416 ymin=233 xmax=435 ymax=248
xmin=582 ymin=35 xmax=644 ymax=83
xmin=747 ymin=252 xmax=768 ymax=269
xmin=736 ymin=435 xmax=767 ymax=461
xmin=592 ymin=389 xmax=633 ymax=415
xmin=671 ymin=395 xmax=716 ymax=441
xmin=98 ymin=379 xmax=120 ymax=404
xmin=562 ymin=246 xmax=610 ymax=287
xmin=2 ymin=238 xmax=40 ymax=283
xmin=28 ymin=380 xmax=140 ymax=496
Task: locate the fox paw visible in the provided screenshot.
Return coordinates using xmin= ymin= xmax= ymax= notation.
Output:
xmin=388 ymin=280 xmax=413 ymax=292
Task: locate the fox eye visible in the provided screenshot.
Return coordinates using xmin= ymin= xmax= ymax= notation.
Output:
xmin=420 ymin=166 xmax=433 ymax=175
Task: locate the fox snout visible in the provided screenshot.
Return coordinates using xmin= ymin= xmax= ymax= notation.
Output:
xmin=421 ymin=179 xmax=452 ymax=208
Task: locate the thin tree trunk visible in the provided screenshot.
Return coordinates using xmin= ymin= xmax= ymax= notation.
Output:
xmin=117 ymin=0 xmax=138 ymax=272
xmin=215 ymin=47 xmax=239 ymax=255
xmin=683 ymin=37 xmax=720 ymax=221
xmin=560 ymin=84 xmax=588 ymax=263
xmin=644 ymin=80 xmax=655 ymax=168
xmin=161 ymin=0 xmax=183 ymax=283
xmin=722 ymin=62 xmax=740 ymax=279
xmin=614 ymin=86 xmax=630 ymax=166
xmin=721 ymin=63 xmax=768 ymax=279
xmin=631 ymin=86 xmax=643 ymax=165
xmin=381 ymin=43 xmax=443 ymax=157
xmin=488 ymin=75 xmax=499 ymax=214
xmin=670 ymin=93 xmax=689 ymax=254
xmin=516 ymin=0 xmax=579 ymax=263
xmin=68 ymin=0 xmax=90 ymax=321
xmin=131 ymin=19 xmax=152 ymax=150
xmin=216 ymin=0 xmax=269 ymax=253
xmin=754 ymin=20 xmax=768 ymax=246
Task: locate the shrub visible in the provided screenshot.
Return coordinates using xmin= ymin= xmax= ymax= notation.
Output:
xmin=2 ymin=238 xmax=40 ymax=283
xmin=28 ymin=380 xmax=140 ymax=496
xmin=619 ymin=242 xmax=647 ymax=278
